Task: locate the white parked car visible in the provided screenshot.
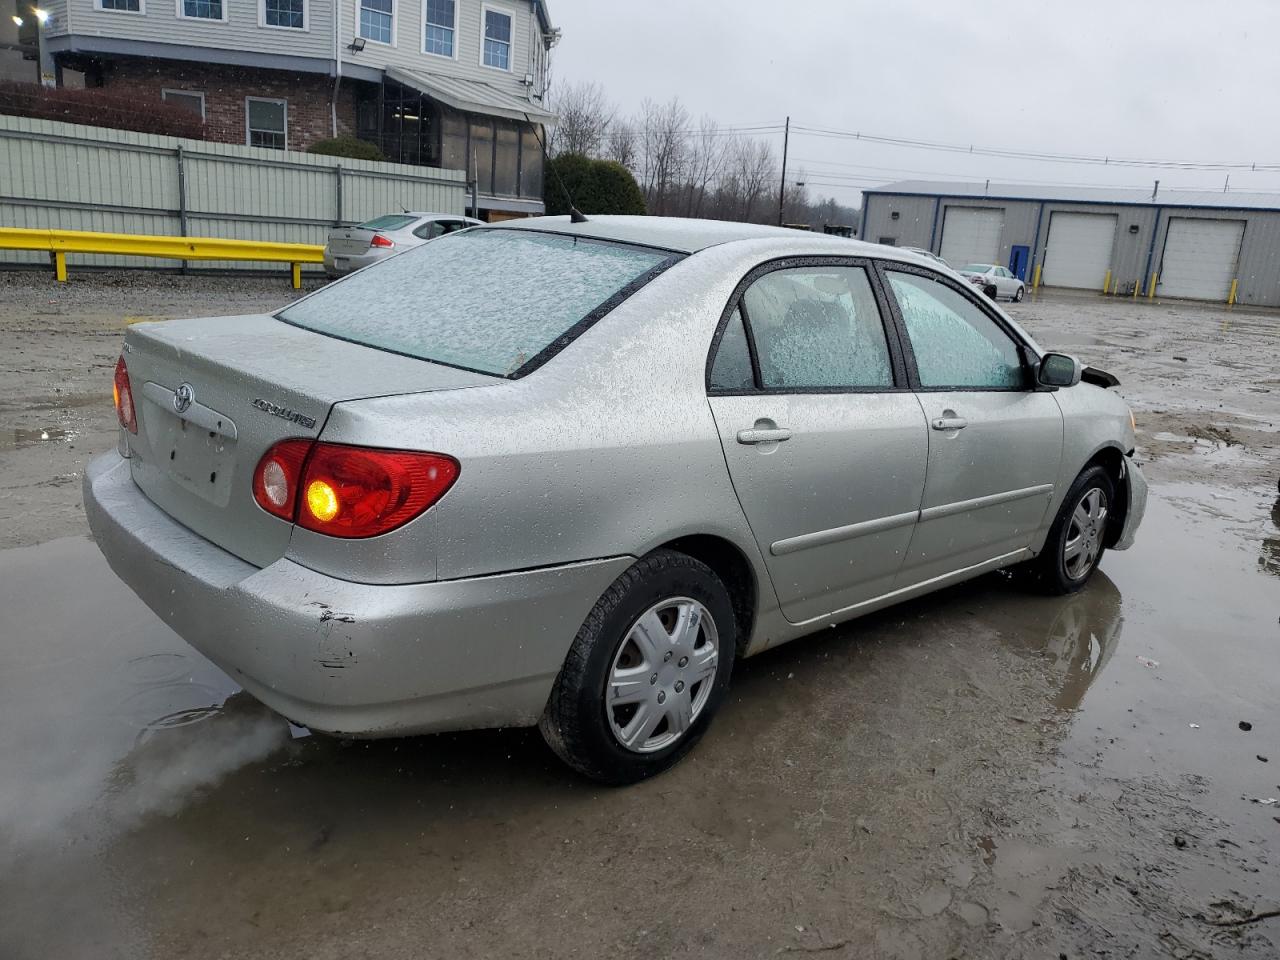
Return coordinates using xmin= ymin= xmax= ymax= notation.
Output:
xmin=959 ymin=264 xmax=1026 ymax=302
xmin=323 ymin=213 xmax=483 ymax=277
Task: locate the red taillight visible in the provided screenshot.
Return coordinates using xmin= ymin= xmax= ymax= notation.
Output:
xmin=113 ymin=355 xmax=137 ymax=434
xmin=252 ymin=439 xmax=313 ymax=521
xmin=251 ymin=441 xmax=458 ymax=538
xmin=369 ymin=233 xmax=395 ymax=249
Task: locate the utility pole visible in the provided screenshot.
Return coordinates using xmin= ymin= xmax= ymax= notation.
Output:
xmin=777 ymin=115 xmax=790 ymax=226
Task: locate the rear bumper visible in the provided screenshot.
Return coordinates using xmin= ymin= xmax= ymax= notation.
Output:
xmin=84 ymin=452 xmax=632 ymax=736
xmin=1113 ymin=454 xmax=1148 ymax=551
xmin=322 ymin=249 xmax=385 ymax=277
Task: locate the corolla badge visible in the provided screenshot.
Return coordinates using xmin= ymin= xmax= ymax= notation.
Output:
xmin=173 ymin=383 xmax=195 ymax=414
xmin=252 ymin=398 xmax=317 ymax=430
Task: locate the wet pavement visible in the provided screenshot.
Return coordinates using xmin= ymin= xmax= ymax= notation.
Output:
xmin=1 ymin=277 xmax=1278 ymax=958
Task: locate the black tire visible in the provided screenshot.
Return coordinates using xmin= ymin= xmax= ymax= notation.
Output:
xmin=1018 ymin=465 xmax=1116 ymax=595
xmin=1014 ymin=285 xmax=1025 ymax=302
xmin=983 ymin=283 xmax=998 ymax=300
xmin=539 ymin=550 xmax=736 ymax=785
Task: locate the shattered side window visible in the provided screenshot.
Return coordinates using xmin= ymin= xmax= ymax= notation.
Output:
xmin=709 ymin=307 xmax=755 ymax=391
xmin=742 ymin=266 xmax=893 ymax=390
xmin=887 ymin=272 xmax=1026 ymax=389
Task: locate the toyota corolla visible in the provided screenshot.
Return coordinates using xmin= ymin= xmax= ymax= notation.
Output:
xmin=85 ymin=217 xmax=1146 ymax=784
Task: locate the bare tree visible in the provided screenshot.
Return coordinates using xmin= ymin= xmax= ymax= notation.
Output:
xmin=545 ymin=78 xmax=860 ymax=228
xmin=728 ymin=137 xmax=775 ymax=223
xmin=604 ymin=118 xmax=638 ymax=169
xmin=638 ymin=96 xmax=689 ymax=215
xmin=547 ymin=80 xmax=614 ymax=157
xmin=683 ymin=115 xmax=727 ymax=218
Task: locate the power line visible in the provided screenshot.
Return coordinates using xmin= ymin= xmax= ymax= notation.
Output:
xmin=790 ymin=123 xmax=1280 ymax=172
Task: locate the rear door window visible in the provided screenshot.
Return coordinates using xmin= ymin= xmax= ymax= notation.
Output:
xmin=279 ymin=229 xmax=679 ymax=377
xmin=741 ymin=265 xmax=893 ymax=390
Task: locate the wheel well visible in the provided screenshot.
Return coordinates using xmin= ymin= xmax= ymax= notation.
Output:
xmin=659 ymin=535 xmax=757 ymax=656
xmin=1082 ymin=446 xmax=1128 ymax=546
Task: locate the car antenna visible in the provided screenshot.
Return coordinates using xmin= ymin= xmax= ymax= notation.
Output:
xmin=400 ymin=204 xmax=410 ymax=214
xmin=525 ymin=112 xmax=587 ymax=223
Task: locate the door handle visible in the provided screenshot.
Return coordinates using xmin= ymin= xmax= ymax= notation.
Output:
xmin=931 ymin=416 xmax=968 ymax=431
xmin=737 ymin=427 xmax=792 ymax=444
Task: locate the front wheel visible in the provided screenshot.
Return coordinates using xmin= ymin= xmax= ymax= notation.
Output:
xmin=1017 ymin=465 xmax=1115 ymax=595
xmin=539 ymin=550 xmax=736 ymax=784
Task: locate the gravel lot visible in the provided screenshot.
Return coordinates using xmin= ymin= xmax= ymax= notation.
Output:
xmin=1 ymin=272 xmax=1277 ymax=959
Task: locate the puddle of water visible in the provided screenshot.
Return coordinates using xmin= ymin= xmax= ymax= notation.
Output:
xmin=1 ymin=481 xmax=1277 ymax=960
xmin=0 ymin=426 xmax=75 ymax=451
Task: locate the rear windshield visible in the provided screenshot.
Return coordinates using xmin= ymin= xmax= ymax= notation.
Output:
xmin=357 ymin=214 xmax=418 ymax=231
xmin=961 ymin=264 xmax=993 ymax=273
xmin=279 ymin=229 xmax=678 ymax=377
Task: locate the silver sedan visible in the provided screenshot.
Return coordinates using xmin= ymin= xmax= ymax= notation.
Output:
xmin=959 ymin=263 xmax=1027 ymax=301
xmin=322 ymin=212 xmax=482 ymax=277
xmin=85 ymin=217 xmax=1146 ymax=784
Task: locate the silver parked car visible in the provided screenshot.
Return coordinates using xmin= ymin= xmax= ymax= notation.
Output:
xmin=959 ymin=263 xmax=1026 ymax=301
xmin=323 ymin=212 xmax=482 ymax=277
xmin=86 ymin=217 xmax=1146 ymax=784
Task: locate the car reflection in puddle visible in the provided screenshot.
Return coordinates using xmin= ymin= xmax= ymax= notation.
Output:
xmin=1260 ymin=494 xmax=1280 ymax=577
xmin=989 ymin=569 xmax=1124 ymax=713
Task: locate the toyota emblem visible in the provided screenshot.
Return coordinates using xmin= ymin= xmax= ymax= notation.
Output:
xmin=173 ymin=383 xmax=195 ymax=415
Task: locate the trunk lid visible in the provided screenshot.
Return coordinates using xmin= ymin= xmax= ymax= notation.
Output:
xmin=121 ymin=313 xmax=495 ymax=567
xmin=326 ymin=228 xmax=377 ymax=256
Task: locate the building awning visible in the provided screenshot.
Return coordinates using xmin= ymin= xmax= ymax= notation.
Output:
xmin=386 ymin=67 xmax=557 ymax=125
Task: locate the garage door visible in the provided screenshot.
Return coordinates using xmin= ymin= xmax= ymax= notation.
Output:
xmin=1042 ymin=212 xmax=1117 ymax=289
xmin=939 ymin=207 xmax=1004 ymax=267
xmin=1159 ymin=218 xmax=1246 ymax=301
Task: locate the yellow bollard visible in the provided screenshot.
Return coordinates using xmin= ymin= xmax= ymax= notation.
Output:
xmin=54 ymin=250 xmax=67 ymax=282
xmin=1228 ymin=278 xmax=1238 ymax=305
xmin=1147 ymin=273 xmax=1157 ymax=299
xmin=291 ymin=262 xmax=302 ymax=290
xmin=1032 ymin=263 xmax=1042 ymax=291
xmin=1102 ymin=269 xmax=1111 ymax=295
xmin=1132 ymin=277 xmax=1138 ymax=299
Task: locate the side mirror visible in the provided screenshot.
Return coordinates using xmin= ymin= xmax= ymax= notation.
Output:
xmin=1038 ymin=352 xmax=1083 ymax=388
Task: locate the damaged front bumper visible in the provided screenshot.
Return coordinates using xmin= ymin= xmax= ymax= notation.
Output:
xmin=83 ymin=452 xmax=633 ymax=737
xmin=1113 ymin=454 xmax=1148 ymax=551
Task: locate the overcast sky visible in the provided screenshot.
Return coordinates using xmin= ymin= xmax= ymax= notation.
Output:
xmin=546 ymin=0 xmax=1280 ymax=206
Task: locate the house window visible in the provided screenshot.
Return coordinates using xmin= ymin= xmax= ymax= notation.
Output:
xmin=482 ymin=7 xmax=511 ymax=69
xmin=162 ymin=89 xmax=205 ymax=119
xmin=360 ymin=0 xmax=393 ymax=43
xmin=424 ymin=0 xmax=454 ymax=55
xmin=181 ymin=0 xmax=225 ymax=18
xmin=98 ymin=0 xmax=142 ymax=11
xmin=263 ymin=0 xmax=305 ymax=28
xmin=246 ymin=98 xmax=287 ymax=150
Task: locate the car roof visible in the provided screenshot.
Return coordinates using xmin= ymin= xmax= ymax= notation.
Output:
xmin=489 ymin=215 xmax=892 ymax=255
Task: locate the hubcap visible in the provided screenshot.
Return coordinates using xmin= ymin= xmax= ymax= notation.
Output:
xmin=1063 ymin=487 xmax=1109 ymax=580
xmin=606 ymin=597 xmax=719 ymax=754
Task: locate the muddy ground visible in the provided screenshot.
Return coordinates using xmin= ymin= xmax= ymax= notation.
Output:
xmin=0 ymin=273 xmax=1277 ymax=959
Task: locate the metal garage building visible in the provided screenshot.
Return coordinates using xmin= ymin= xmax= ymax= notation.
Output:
xmin=860 ymin=181 xmax=1280 ymax=306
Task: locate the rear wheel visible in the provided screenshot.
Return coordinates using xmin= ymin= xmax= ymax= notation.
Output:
xmin=539 ymin=550 xmax=736 ymax=784
xmin=1013 ymin=285 xmax=1025 ymax=302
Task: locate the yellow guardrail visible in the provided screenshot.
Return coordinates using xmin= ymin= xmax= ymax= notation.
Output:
xmin=0 ymin=227 xmax=324 ymax=289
